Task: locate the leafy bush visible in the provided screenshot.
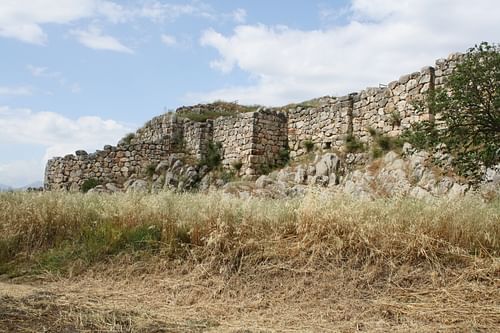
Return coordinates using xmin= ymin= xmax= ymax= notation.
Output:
xmin=400 ymin=121 xmax=440 ymax=150
xmin=408 ymin=42 xmax=499 ymax=181
xmin=81 ymin=178 xmax=99 ymax=193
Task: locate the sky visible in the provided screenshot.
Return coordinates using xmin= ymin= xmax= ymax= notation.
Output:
xmin=0 ymin=0 xmax=499 ymax=187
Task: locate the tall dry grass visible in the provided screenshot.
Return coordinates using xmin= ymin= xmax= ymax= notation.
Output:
xmin=0 ymin=191 xmax=498 ymax=276
xmin=1 ymin=191 xmax=499 ymax=332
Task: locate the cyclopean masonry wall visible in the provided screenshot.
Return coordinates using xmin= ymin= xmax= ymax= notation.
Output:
xmin=285 ymin=96 xmax=353 ymax=156
xmin=45 ymin=54 xmax=462 ymax=191
xmin=212 ymin=109 xmax=288 ymax=176
xmin=44 ymin=143 xmax=170 ymax=191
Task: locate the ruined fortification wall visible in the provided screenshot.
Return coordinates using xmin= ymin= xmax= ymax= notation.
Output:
xmin=251 ymin=110 xmax=288 ymax=173
xmin=45 ymin=54 xmax=462 ymax=190
xmin=213 ymin=113 xmax=255 ymax=172
xmin=45 ymin=143 xmax=169 ymax=191
xmin=212 ymin=110 xmax=288 ymax=175
xmin=183 ymin=120 xmax=213 ymax=160
xmin=132 ymin=113 xmax=182 ymax=146
xmin=286 ymin=96 xmax=352 ymax=156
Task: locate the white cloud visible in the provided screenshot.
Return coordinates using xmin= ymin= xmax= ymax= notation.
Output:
xmin=161 ymin=34 xmax=177 ymax=46
xmin=0 ymin=0 xmax=97 ymax=44
xmin=0 ymin=105 xmax=132 ymax=159
xmin=0 ymin=159 xmax=45 ymax=188
xmin=70 ymin=26 xmax=133 ymax=53
xmin=0 ymin=86 xmax=32 ymax=96
xmin=0 ymin=105 xmax=132 ymax=187
xmin=139 ymin=1 xmax=214 ymax=22
xmin=231 ymin=8 xmax=247 ymax=23
xmin=194 ymin=0 xmax=500 ymax=106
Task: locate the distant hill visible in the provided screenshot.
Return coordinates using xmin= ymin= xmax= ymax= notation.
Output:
xmin=0 ymin=181 xmax=43 ymax=192
xmin=18 ymin=181 xmax=44 ymax=190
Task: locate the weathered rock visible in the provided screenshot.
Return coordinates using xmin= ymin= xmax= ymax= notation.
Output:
xmin=294 ymin=166 xmax=307 ymax=185
xmin=105 ymin=183 xmax=121 ymax=192
xmin=164 ymin=171 xmax=178 ymax=189
xmin=155 ymin=160 xmax=170 ymax=174
xmin=315 ymin=153 xmax=340 ymax=177
xmin=256 ymin=175 xmax=274 ymax=189
xmin=127 ymin=180 xmax=149 ymax=193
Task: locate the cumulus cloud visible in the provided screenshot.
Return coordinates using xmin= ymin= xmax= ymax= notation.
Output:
xmin=0 ymin=105 xmax=132 ymax=185
xmin=0 ymin=0 xmax=96 ymax=44
xmin=193 ymin=0 xmax=500 ymax=106
xmin=70 ymin=26 xmax=133 ymax=53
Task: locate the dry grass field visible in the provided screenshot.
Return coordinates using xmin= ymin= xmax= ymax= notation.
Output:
xmin=0 ymin=191 xmax=499 ymax=332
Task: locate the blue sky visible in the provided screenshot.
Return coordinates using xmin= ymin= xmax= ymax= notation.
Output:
xmin=0 ymin=0 xmax=499 ymax=187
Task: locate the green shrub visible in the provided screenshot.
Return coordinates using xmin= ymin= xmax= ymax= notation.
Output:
xmin=407 ymin=42 xmax=499 ymax=182
xmin=390 ymin=111 xmax=402 ymax=126
xmin=400 ymin=121 xmax=440 ymax=150
xmin=145 ymin=163 xmax=157 ymax=178
xmin=367 ymin=127 xmax=378 ymax=137
xmin=199 ymin=142 xmax=222 ymax=170
xmin=121 ymin=133 xmax=135 ymax=145
xmin=344 ymin=134 xmax=365 ymax=153
xmin=371 ymin=147 xmax=384 ymax=159
xmin=278 ymin=148 xmax=290 ymax=165
xmin=231 ymin=160 xmax=243 ymax=171
xmin=81 ymin=178 xmax=99 ymax=193
xmin=303 ymin=140 xmax=314 ymax=152
xmin=376 ymin=135 xmax=392 ymax=151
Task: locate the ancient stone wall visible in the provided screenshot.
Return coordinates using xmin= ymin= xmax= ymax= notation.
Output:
xmin=45 ymin=143 xmax=170 ymax=191
xmin=182 ymin=119 xmax=213 ymax=160
xmin=132 ymin=113 xmax=183 ymax=148
xmin=213 ymin=113 xmax=255 ymax=172
xmin=45 ymin=54 xmax=463 ymax=190
xmin=351 ymin=66 xmax=434 ymax=144
xmin=251 ymin=110 xmax=288 ymax=173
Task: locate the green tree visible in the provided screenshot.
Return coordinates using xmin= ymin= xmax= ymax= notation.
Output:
xmin=409 ymin=42 xmax=499 ymax=180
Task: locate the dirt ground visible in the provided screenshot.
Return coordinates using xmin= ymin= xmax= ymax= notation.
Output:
xmin=1 ymin=261 xmax=499 ymax=333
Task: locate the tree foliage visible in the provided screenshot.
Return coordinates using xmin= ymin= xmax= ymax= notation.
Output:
xmin=407 ymin=42 xmax=500 ymax=180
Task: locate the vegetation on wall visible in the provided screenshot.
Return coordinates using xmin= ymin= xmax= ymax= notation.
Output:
xmin=178 ymin=101 xmax=261 ymax=122
xmin=403 ymin=42 xmax=499 ymax=181
xmin=81 ymin=178 xmax=99 ymax=193
xmin=121 ymin=133 xmax=135 ymax=145
xmin=344 ymin=134 xmax=365 ymax=153
xmin=199 ymin=142 xmax=222 ymax=170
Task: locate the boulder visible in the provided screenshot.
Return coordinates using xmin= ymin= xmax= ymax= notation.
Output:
xmin=127 ymin=179 xmax=149 ymax=193
xmin=315 ymin=153 xmax=340 ymax=177
xmin=294 ymin=166 xmax=307 ymax=185
xmin=105 ymin=183 xmax=121 ymax=192
xmin=256 ymin=175 xmax=274 ymax=189
xmin=155 ymin=160 xmax=170 ymax=174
